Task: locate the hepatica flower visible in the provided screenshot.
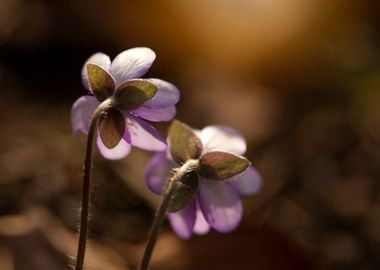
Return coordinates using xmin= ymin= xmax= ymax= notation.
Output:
xmin=145 ymin=120 xmax=262 ymax=239
xmin=71 ymin=47 xmax=180 ymax=159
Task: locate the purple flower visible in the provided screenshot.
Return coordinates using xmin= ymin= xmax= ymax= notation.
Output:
xmin=145 ymin=122 xmax=262 ymax=239
xmin=71 ymin=47 xmax=180 ymax=160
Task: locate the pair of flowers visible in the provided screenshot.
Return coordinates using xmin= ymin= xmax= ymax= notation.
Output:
xmin=71 ymin=47 xmax=261 ymax=238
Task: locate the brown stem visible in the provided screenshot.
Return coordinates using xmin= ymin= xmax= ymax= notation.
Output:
xmin=75 ymin=102 xmax=109 ymax=270
xmin=138 ymin=160 xmax=198 ymax=270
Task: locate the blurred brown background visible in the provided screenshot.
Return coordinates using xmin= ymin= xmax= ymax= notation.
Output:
xmin=1 ymin=0 xmax=380 ymax=269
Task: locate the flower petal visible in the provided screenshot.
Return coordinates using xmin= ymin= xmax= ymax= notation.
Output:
xmin=71 ymin=95 xmax=100 ymax=134
xmin=145 ymin=152 xmax=176 ymax=195
xmin=193 ymin=198 xmax=211 ymax=235
xmin=96 ymin=137 xmax=131 ymax=160
xmin=81 ymin=52 xmax=111 ymax=92
xmin=124 ymin=113 xmax=166 ymax=151
xmin=227 ymin=166 xmax=262 ymax=196
xmin=168 ymin=200 xmax=196 ymax=239
xmin=110 ymin=47 xmax=156 ymax=86
xmin=132 ymin=105 xmax=176 ymax=122
xmin=142 ymin=79 xmax=180 ymax=109
xmin=199 ymin=126 xmax=247 ymax=155
xmin=198 ymin=178 xmax=243 ymax=233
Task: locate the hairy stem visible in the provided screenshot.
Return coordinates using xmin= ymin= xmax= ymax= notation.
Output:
xmin=75 ymin=102 xmax=110 ymax=270
xmin=138 ymin=159 xmax=198 ymax=270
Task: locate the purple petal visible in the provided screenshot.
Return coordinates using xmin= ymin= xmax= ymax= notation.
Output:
xmin=199 ymin=126 xmax=247 ymax=155
xmin=110 ymin=47 xmax=156 ymax=86
xmin=81 ymin=52 xmax=111 ymax=92
xmin=145 ymin=152 xmax=176 ymax=195
xmin=142 ymin=79 xmax=180 ymax=109
xmin=132 ymin=105 xmax=176 ymax=122
xmin=124 ymin=113 xmax=166 ymax=152
xmin=227 ymin=166 xmax=262 ymax=196
xmin=193 ymin=198 xmax=211 ymax=235
xmin=168 ymin=200 xmax=196 ymax=239
xmin=96 ymin=136 xmax=131 ymax=160
xmin=198 ymin=178 xmax=243 ymax=233
xmin=71 ymin=95 xmax=100 ymax=134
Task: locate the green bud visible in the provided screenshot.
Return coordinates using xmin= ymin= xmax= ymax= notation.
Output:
xmin=98 ymin=107 xmax=125 ymax=149
xmin=166 ymin=170 xmax=199 ymax=213
xmin=113 ymin=79 xmax=157 ymax=110
xmin=87 ymin=64 xmax=115 ymax=101
xmin=168 ymin=120 xmax=203 ymax=164
xmin=199 ymin=151 xmax=250 ymax=180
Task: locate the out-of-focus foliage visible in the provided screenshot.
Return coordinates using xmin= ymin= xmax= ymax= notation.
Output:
xmin=1 ymin=0 xmax=380 ymax=269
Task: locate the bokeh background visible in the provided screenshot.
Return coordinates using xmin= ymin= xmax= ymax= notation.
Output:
xmin=1 ymin=0 xmax=380 ymax=269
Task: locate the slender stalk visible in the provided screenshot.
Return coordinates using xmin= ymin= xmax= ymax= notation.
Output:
xmin=138 ymin=184 xmax=174 ymax=270
xmin=75 ymin=103 xmax=109 ymax=270
xmin=138 ymin=160 xmax=198 ymax=270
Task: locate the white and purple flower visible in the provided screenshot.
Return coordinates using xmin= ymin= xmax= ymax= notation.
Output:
xmin=71 ymin=47 xmax=180 ymax=160
xmin=145 ymin=121 xmax=262 ymax=239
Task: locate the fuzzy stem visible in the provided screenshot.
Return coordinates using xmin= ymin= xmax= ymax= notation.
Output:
xmin=75 ymin=101 xmax=110 ymax=270
xmin=138 ymin=159 xmax=198 ymax=270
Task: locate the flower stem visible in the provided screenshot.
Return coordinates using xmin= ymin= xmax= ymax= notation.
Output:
xmin=75 ymin=104 xmax=108 ymax=270
xmin=138 ymin=160 xmax=198 ymax=270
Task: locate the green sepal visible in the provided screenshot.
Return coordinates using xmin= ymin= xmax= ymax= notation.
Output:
xmin=168 ymin=120 xmax=203 ymax=164
xmin=166 ymin=170 xmax=199 ymax=213
xmin=87 ymin=64 xmax=115 ymax=101
xmin=113 ymin=79 xmax=157 ymax=110
xmin=98 ymin=107 xmax=125 ymax=149
xmin=199 ymin=151 xmax=250 ymax=180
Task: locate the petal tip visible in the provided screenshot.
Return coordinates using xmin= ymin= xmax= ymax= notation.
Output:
xmin=96 ymin=137 xmax=132 ymax=160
